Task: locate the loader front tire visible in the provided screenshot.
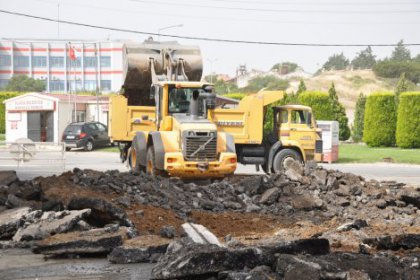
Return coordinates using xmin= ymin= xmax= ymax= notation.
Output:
xmin=146 ymin=146 xmax=166 ymax=177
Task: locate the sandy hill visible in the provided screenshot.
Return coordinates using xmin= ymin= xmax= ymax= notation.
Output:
xmin=287 ymin=69 xmax=394 ymax=124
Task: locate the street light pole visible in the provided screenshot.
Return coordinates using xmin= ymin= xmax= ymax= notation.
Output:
xmin=207 ymin=58 xmax=218 ymax=83
xmin=158 ymin=24 xmax=184 ymax=41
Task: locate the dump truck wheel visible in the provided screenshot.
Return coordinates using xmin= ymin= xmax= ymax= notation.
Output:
xmin=146 ymin=146 xmax=166 ymax=177
xmin=272 ymin=149 xmax=302 ymax=173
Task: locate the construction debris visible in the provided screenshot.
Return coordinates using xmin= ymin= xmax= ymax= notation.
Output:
xmin=0 ymin=161 xmax=419 ymax=279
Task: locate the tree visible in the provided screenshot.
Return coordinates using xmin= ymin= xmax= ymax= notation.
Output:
xmin=390 ymin=40 xmax=411 ymax=62
xmin=395 ymin=72 xmax=409 ymax=98
xmin=373 ymin=60 xmax=420 ymax=84
xmin=351 ymin=46 xmax=376 ymax=69
xmin=244 ymin=76 xmax=289 ymax=92
xmin=4 ymin=75 xmax=46 ymax=92
xmin=271 ymin=62 xmax=298 ymax=74
xmin=352 ymin=93 xmax=366 ymax=142
xmin=322 ymin=53 xmax=349 ymax=71
xmin=328 ymin=82 xmax=351 ymax=140
xmin=296 ymin=79 xmax=306 ymax=95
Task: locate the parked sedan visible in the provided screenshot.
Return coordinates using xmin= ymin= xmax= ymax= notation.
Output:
xmin=62 ymin=122 xmax=111 ymax=151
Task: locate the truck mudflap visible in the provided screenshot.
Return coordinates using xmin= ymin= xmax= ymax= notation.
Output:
xmin=164 ymin=152 xmax=237 ymax=178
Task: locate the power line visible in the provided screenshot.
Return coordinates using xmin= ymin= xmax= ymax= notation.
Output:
xmin=1 ymin=9 xmax=419 ymax=47
xmin=205 ymin=0 xmax=419 ymax=6
xmin=129 ymin=0 xmax=420 ymax=14
xmin=26 ymin=0 xmax=420 ymax=25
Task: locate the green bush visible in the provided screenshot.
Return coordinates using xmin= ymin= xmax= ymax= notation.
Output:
xmin=396 ymin=92 xmax=420 ymax=148
xmin=373 ymin=60 xmax=420 ymax=83
xmin=297 ymin=91 xmax=335 ymax=121
xmin=363 ymin=92 xmax=397 ymax=147
xmin=0 ymin=92 xmax=22 ymax=134
xmin=222 ymin=93 xmax=247 ymax=100
xmin=352 ymin=93 xmax=366 ymax=142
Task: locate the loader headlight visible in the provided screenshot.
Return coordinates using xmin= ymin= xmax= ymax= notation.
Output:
xmin=209 ymin=131 xmax=216 ymax=138
xmin=188 ymin=131 xmax=195 ymax=137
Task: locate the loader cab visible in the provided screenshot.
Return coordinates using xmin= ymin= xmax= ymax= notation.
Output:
xmin=153 ymin=82 xmax=216 ymax=131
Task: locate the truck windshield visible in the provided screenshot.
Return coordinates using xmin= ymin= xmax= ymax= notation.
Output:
xmin=168 ymin=87 xmax=206 ymax=116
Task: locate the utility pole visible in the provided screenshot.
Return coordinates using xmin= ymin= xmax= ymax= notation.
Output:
xmin=207 ymin=58 xmax=218 ymax=83
xmin=95 ymin=42 xmax=99 ymax=122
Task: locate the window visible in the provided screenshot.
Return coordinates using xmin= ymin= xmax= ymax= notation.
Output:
xmin=0 ymin=55 xmax=11 ymax=66
xmin=168 ymin=87 xmax=205 ymax=116
xmin=33 ymin=56 xmax=47 ymax=67
xmin=84 ymin=57 xmax=97 ymax=68
xmin=100 ymin=80 xmax=111 ymax=91
xmin=0 ymin=79 xmax=8 ymax=89
xmin=49 ymin=80 xmax=65 ymax=92
xmin=96 ymin=123 xmax=107 ymax=132
xmin=69 ymin=80 xmax=83 ymax=91
xmin=100 ymin=56 xmax=111 ymax=67
xmin=70 ymin=57 xmax=81 ymax=68
xmin=84 ymin=80 xmax=97 ymax=91
xmin=50 ymin=56 xmax=64 ymax=67
xmin=13 ymin=55 xmax=29 ymax=67
xmin=291 ymin=110 xmax=310 ymax=125
xmin=72 ymin=111 xmax=85 ymax=122
xmin=280 ymin=110 xmax=288 ymax=123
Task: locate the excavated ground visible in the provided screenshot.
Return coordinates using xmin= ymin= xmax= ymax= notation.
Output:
xmin=0 ymin=160 xmax=419 ymax=279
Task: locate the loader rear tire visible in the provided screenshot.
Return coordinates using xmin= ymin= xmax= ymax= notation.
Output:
xmin=129 ymin=146 xmax=145 ymax=173
xmin=146 ymin=146 xmax=166 ymax=177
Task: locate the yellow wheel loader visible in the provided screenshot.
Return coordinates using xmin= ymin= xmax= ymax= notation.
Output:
xmin=109 ymin=40 xmax=237 ymax=178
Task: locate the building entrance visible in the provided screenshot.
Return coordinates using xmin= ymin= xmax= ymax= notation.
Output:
xmin=27 ymin=111 xmax=54 ymax=142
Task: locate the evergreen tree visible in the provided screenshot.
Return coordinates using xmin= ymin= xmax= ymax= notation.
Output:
xmin=296 ymin=79 xmax=307 ymax=95
xmin=395 ymin=72 xmax=409 ymax=98
xmin=351 ymin=46 xmax=376 ymax=69
xmin=391 ymin=40 xmax=411 ymax=62
xmin=352 ymin=93 xmax=366 ymax=142
xmin=328 ymin=82 xmax=351 ymax=140
xmin=323 ymin=53 xmax=350 ymax=71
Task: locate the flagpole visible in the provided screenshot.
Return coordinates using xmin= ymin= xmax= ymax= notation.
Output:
xmin=73 ymin=45 xmax=77 ymax=122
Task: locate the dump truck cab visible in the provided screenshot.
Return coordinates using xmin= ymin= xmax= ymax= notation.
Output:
xmin=266 ymin=105 xmax=323 ymax=172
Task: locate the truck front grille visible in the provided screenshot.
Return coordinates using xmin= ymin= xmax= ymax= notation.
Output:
xmin=184 ymin=132 xmax=217 ymax=161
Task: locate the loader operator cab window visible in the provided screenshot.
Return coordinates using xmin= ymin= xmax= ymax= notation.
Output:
xmin=168 ymin=87 xmax=205 ymax=117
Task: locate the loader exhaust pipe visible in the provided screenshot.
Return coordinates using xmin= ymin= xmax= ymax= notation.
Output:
xmin=190 ymin=90 xmax=200 ymax=120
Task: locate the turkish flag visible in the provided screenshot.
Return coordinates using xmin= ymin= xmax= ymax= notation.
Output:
xmin=69 ymin=47 xmax=77 ymax=61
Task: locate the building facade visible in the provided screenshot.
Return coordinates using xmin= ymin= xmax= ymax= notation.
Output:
xmin=4 ymin=92 xmax=109 ymax=143
xmin=0 ymin=39 xmax=124 ymax=93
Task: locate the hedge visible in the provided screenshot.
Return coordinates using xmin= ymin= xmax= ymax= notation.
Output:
xmin=222 ymin=93 xmax=247 ymax=100
xmin=0 ymin=92 xmax=22 ymax=134
xmin=396 ymin=92 xmax=420 ymax=148
xmin=297 ymin=91 xmax=335 ymax=121
xmin=363 ymin=92 xmax=397 ymax=147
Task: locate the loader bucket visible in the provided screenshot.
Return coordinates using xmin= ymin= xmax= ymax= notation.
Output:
xmin=122 ymin=39 xmax=203 ymax=106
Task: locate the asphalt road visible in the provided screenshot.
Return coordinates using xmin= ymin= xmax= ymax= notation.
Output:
xmin=8 ymin=150 xmax=420 ymax=186
xmin=0 ymin=248 xmax=154 ymax=280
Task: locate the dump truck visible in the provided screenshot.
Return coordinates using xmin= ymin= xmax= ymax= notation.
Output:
xmin=109 ymin=40 xmax=237 ymax=177
xmin=209 ymin=91 xmax=323 ymax=173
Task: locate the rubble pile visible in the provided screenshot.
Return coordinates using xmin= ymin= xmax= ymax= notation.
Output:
xmin=0 ymin=161 xmax=419 ymax=279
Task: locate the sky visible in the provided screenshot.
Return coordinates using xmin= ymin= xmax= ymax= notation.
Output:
xmin=1 ymin=0 xmax=420 ymax=76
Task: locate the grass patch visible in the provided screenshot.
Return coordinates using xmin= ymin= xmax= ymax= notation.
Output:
xmin=0 ymin=134 xmax=4 ymax=141
xmin=338 ymin=143 xmax=420 ymax=164
xmin=344 ymin=75 xmax=375 ymax=89
xmin=97 ymin=146 xmax=119 ymax=153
